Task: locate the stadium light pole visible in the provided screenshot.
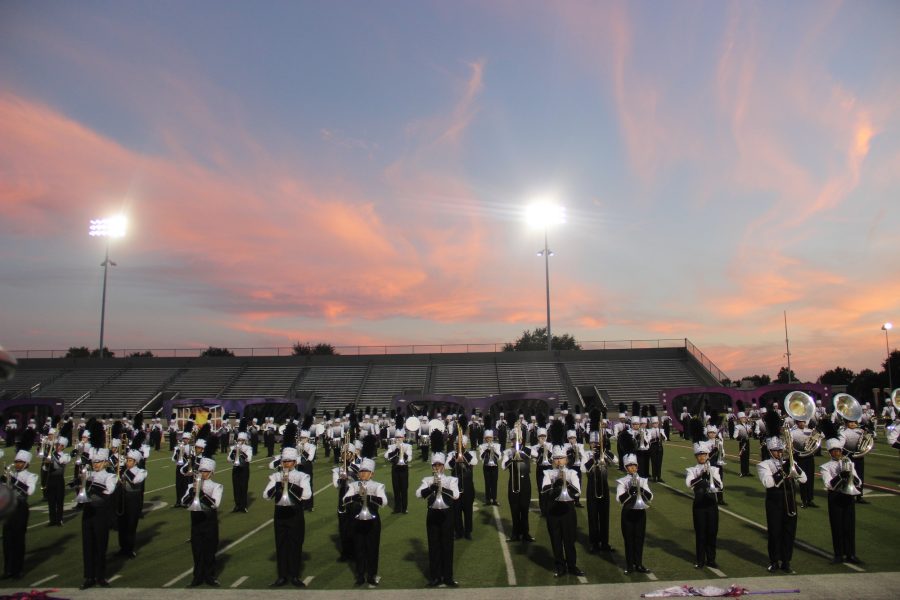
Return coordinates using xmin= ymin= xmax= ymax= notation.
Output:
xmin=526 ymin=201 xmax=565 ymax=352
xmin=89 ymin=216 xmax=127 ymax=359
xmin=883 ymin=322 xmax=893 ymax=394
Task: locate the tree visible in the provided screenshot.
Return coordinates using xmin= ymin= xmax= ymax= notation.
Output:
xmin=775 ymin=367 xmax=796 ymax=384
xmin=847 ymin=368 xmax=880 ymax=404
xmin=502 ymin=327 xmax=582 ymax=351
xmin=90 ymin=347 xmax=115 ymax=358
xmin=739 ymin=374 xmax=771 ymax=387
xmin=200 ymin=346 xmax=235 ymax=357
xmin=65 ymin=346 xmax=91 ymax=358
xmin=817 ymin=367 xmax=855 ymax=386
xmin=128 ymin=351 xmax=155 ymax=358
xmin=292 ymin=342 xmax=338 ymax=356
xmin=882 ymin=349 xmax=900 ymax=390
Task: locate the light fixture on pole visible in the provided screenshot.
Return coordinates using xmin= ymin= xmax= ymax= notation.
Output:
xmin=883 ymin=322 xmax=894 ymax=394
xmin=89 ymin=216 xmax=127 ymax=359
xmin=526 ymin=201 xmax=565 ymax=352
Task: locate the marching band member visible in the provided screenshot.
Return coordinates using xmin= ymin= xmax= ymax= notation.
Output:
xmin=342 ymin=457 xmax=388 ymax=586
xmin=706 ymin=420 xmax=727 ymax=505
xmin=447 ymin=426 xmax=477 ymax=540
xmin=172 ymin=430 xmax=193 ymax=508
xmin=790 ymin=417 xmax=817 ymax=508
xmin=478 ymin=426 xmax=501 ymax=506
xmin=541 ymin=423 xmax=584 ymax=578
xmin=616 ymin=449 xmax=653 ymax=574
xmin=43 ymin=435 xmax=71 ymax=526
xmin=679 ymin=406 xmax=691 ymax=439
xmin=583 ymin=410 xmax=616 ymax=554
xmin=332 ymin=435 xmax=359 ymax=562
xmin=496 ymin=412 xmax=508 ymax=450
xmin=264 ymin=418 xmax=276 ymax=457
xmin=117 ymin=449 xmax=147 ymax=558
xmin=687 ymin=418 xmax=722 ymax=569
xmin=838 ymin=411 xmax=870 ymax=503
xmin=757 ymin=409 xmax=806 ymax=573
xmin=384 ymin=428 xmax=412 ymax=513
xmin=298 ymin=425 xmax=316 ymax=511
xmin=2 ymin=443 xmax=39 ymax=580
xmin=648 ymin=409 xmax=667 ymax=483
xmin=166 ymin=415 xmax=178 ymax=452
xmin=565 ymin=428 xmax=586 ymax=507
xmin=228 ymin=429 xmax=252 ymax=513
xmin=733 ymin=402 xmax=752 ymax=477
xmin=819 ymin=421 xmax=861 ymax=564
xmin=501 ymin=424 xmax=534 ymax=543
xmin=531 ymin=423 xmax=552 ymax=517
xmin=634 ymin=406 xmax=652 ymax=478
xmin=81 ymin=447 xmax=117 ymax=589
xmin=264 ymin=446 xmax=312 ymax=587
xmin=183 ymin=457 xmax=223 ymax=587
xmin=614 ymin=405 xmax=630 ymax=467
xmin=417 ymin=432 xmax=460 ymax=587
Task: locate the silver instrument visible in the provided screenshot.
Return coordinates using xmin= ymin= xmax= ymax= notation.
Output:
xmin=554 ymin=466 xmax=574 ymax=502
xmin=276 ymin=468 xmax=293 ymax=506
xmin=630 ymin=473 xmax=649 ymax=510
xmin=834 ymin=393 xmax=875 ymax=457
xmin=188 ymin=473 xmax=204 ymax=512
xmin=75 ymin=466 xmax=90 ymax=504
xmin=785 ymin=391 xmax=822 ymax=457
xmin=355 ymin=481 xmax=376 ymax=520
xmin=232 ymin=442 xmax=243 ymax=467
xmin=837 ymin=456 xmax=859 ymax=496
xmin=430 ymin=471 xmax=449 ymax=510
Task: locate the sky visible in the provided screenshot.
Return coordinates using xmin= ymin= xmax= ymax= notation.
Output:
xmin=1 ymin=1 xmax=899 ymax=382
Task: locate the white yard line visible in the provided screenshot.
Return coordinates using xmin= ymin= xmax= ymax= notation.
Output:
xmin=646 ymin=572 xmax=658 ymax=581
xmin=108 ymin=574 xmax=122 ymax=582
xmin=843 ymin=562 xmax=865 ymax=572
xmin=303 ymin=575 xmax=315 ymax=586
xmin=491 ymin=504 xmax=517 ymax=586
xmin=163 ymin=482 xmax=333 ymax=588
xmin=230 ymin=575 xmax=248 ymax=588
xmin=29 ymin=574 xmax=57 ymax=586
xmin=577 ymin=575 xmax=589 ymax=584
xmin=707 ymin=566 xmax=726 ymax=577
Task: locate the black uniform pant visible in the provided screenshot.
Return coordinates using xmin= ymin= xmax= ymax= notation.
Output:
xmin=338 ymin=510 xmax=354 ymax=559
xmin=796 ymin=455 xmax=814 ymax=505
xmin=266 ymin=439 xmax=275 ymax=457
xmin=391 ymin=466 xmax=408 ymax=512
xmin=232 ymin=465 xmax=250 ymax=510
xmin=636 ymin=450 xmax=651 ymax=478
xmin=352 ymin=518 xmax=381 ymax=580
xmin=118 ymin=492 xmax=142 ymax=553
xmin=621 ymin=509 xmax=647 ymax=568
xmin=764 ymin=489 xmax=797 ymax=565
xmin=827 ymin=491 xmax=856 ymax=558
xmin=82 ymin=503 xmax=111 ymax=580
xmin=650 ymin=444 xmax=664 ymax=480
xmin=852 ymin=457 xmax=865 ymax=499
xmin=483 ymin=466 xmax=498 ymax=504
xmin=190 ymin=510 xmax=219 ymax=581
xmin=507 ymin=474 xmax=531 ymax=538
xmin=46 ymin=474 xmax=65 ymax=525
xmin=176 ymin=473 xmax=191 ymax=506
xmin=274 ymin=505 xmax=305 ymax=578
xmin=715 ymin=466 xmax=726 ymax=504
xmin=546 ymin=504 xmax=577 ymax=571
xmin=3 ymin=501 xmax=29 ymax=576
xmin=692 ymin=498 xmax=718 ymax=565
xmin=535 ymin=467 xmax=548 ymax=516
xmin=455 ymin=488 xmax=474 ymax=537
xmin=420 ymin=445 xmax=429 ymax=462
xmin=586 ymin=486 xmax=610 ymax=547
xmin=426 ymin=509 xmax=454 ymax=582
xmin=739 ymin=441 xmax=751 ymax=476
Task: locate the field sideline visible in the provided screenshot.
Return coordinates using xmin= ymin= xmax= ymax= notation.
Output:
xmin=1 ymin=438 xmax=897 ymax=593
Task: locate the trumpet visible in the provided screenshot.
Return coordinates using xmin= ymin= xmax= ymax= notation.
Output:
xmin=175 ymin=441 xmax=185 ymax=467
xmin=75 ymin=465 xmax=90 ymax=504
xmin=430 ymin=470 xmax=449 ymax=510
xmin=37 ymin=435 xmax=52 ymax=459
xmin=276 ymin=468 xmax=293 ymax=506
xmin=355 ymin=480 xmax=376 ymax=520
xmin=837 ymin=456 xmax=860 ymax=495
xmin=188 ymin=472 xmax=204 ymax=512
xmin=554 ymin=465 xmax=574 ymax=502
xmin=232 ymin=441 xmax=243 ymax=467
xmin=4 ymin=463 xmax=17 ymax=492
xmin=630 ymin=472 xmax=649 ymax=509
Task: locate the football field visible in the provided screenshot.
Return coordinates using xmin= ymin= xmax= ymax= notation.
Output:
xmin=2 ymin=439 xmax=898 ymax=592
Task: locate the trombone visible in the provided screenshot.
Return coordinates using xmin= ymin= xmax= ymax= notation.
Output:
xmin=779 ymin=429 xmax=798 ymax=517
xmin=589 ymin=430 xmax=607 ymax=499
xmin=510 ymin=423 xmax=523 ymax=494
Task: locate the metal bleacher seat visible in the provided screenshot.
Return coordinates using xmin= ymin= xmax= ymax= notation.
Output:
xmin=357 ymin=365 xmax=427 ymax=412
xmin=497 ymin=362 xmax=567 ymax=402
xmin=220 ymin=366 xmax=303 ymax=399
xmin=78 ymin=368 xmax=181 ymax=415
xmin=294 ymin=365 xmax=368 ymax=414
xmin=432 ymin=363 xmax=499 ymax=398
xmin=32 ymin=369 xmax=123 ymax=411
xmin=564 ymin=358 xmax=703 ymax=407
xmin=0 ymin=369 xmax=67 ymax=400
xmin=164 ymin=366 xmax=243 ymax=399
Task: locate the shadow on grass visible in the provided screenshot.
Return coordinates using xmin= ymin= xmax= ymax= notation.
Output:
xmin=717 ymin=536 xmax=769 ymax=566
xmin=645 ymin=532 xmax=696 ymax=564
xmin=24 ymin=532 xmax=75 ymax=572
xmin=403 ymin=537 xmax=430 ymax=580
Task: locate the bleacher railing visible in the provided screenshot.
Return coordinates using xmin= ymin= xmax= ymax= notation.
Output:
xmin=684 ymin=339 xmax=728 ymax=384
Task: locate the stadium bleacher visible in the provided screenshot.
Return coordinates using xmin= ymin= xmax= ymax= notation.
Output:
xmin=8 ymin=345 xmax=722 ymax=417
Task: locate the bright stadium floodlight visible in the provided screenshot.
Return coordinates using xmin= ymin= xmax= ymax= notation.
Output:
xmin=90 ymin=216 xmax=127 ymax=359
xmin=884 ymin=323 xmax=894 ymax=393
xmin=526 ymin=200 xmax=565 ymax=352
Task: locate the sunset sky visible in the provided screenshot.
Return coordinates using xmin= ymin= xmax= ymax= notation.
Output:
xmin=1 ymin=1 xmax=898 ymax=382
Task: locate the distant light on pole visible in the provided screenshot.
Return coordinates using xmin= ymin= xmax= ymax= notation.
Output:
xmin=526 ymin=200 xmax=565 ymax=352
xmin=90 ymin=216 xmax=127 ymax=359
xmin=883 ymin=322 xmax=894 ymax=394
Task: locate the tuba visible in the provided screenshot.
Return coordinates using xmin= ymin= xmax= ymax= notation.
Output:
xmin=785 ymin=391 xmax=822 ymax=457
xmin=834 ymin=393 xmax=875 ymax=457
